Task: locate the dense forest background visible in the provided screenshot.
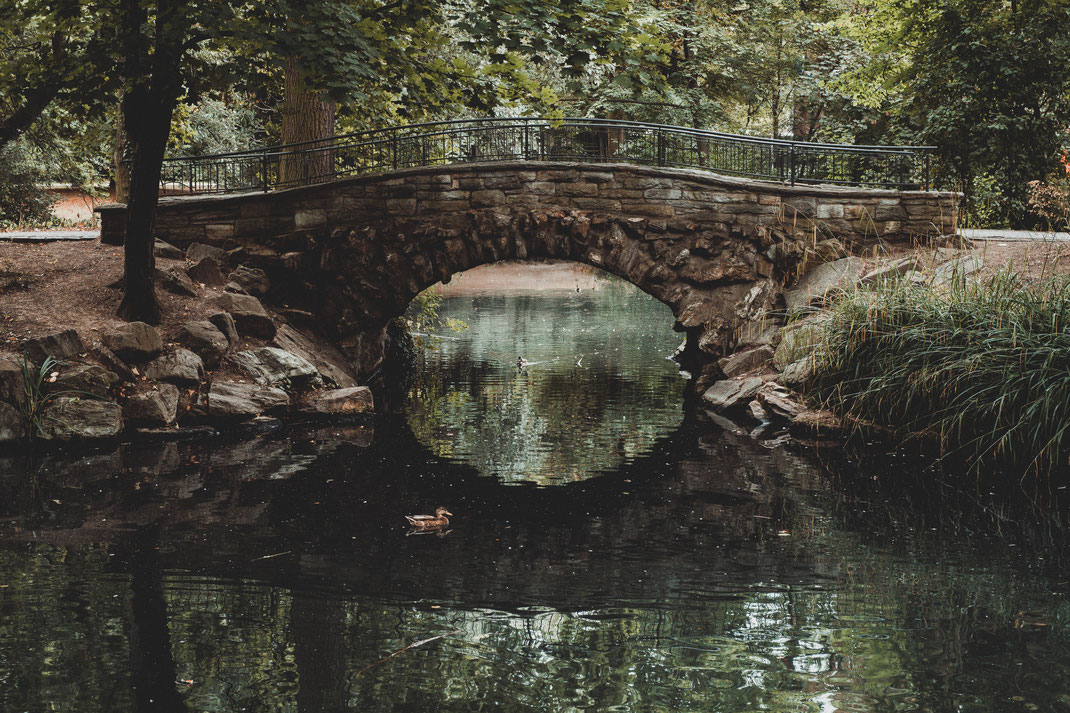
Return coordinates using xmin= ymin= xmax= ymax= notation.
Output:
xmin=2 ymin=0 xmax=1069 ymax=230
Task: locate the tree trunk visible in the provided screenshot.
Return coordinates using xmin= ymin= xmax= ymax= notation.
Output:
xmin=115 ymin=0 xmax=184 ymax=325
xmin=113 ymin=92 xmax=131 ymax=204
xmin=280 ymin=57 xmax=336 ymax=187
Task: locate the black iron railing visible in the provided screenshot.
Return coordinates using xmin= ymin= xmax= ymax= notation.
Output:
xmin=160 ymin=117 xmax=936 ymax=196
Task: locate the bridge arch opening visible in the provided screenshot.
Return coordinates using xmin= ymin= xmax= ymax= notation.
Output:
xmin=400 ymin=260 xmax=689 ymax=484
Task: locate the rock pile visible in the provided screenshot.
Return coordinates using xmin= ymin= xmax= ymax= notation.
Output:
xmin=0 ymin=242 xmax=374 ymax=446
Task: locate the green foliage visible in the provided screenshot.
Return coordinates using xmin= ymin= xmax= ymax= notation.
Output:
xmin=811 ymin=273 xmax=1070 ymax=479
xmin=17 ymin=356 xmax=62 ymax=440
xmin=0 ymin=141 xmax=53 ymax=228
xmin=839 ymin=0 xmax=1070 ymax=227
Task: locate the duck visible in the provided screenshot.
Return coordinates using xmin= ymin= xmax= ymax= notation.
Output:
xmin=405 ymin=507 xmax=453 ymax=529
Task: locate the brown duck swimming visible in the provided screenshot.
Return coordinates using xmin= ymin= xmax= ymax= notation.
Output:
xmin=405 ymin=507 xmax=453 ymax=529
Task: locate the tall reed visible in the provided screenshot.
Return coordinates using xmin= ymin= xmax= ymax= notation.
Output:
xmin=811 ymin=271 xmax=1070 ymax=478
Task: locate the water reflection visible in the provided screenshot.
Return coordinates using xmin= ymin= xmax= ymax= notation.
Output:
xmin=0 ymin=264 xmax=1068 ymax=712
xmin=406 ymin=262 xmax=686 ymax=484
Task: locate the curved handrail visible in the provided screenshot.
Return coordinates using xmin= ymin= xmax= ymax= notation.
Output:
xmin=160 ymin=116 xmax=936 ymax=195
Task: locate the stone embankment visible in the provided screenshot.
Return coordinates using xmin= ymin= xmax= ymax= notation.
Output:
xmin=700 ymin=245 xmax=982 ymax=439
xmin=0 ymin=240 xmax=373 ymax=446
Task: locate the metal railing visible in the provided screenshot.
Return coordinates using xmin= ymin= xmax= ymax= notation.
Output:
xmin=160 ymin=117 xmax=936 ymax=196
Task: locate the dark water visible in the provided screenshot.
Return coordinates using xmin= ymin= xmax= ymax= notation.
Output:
xmin=1 ymin=264 xmax=1069 ymax=713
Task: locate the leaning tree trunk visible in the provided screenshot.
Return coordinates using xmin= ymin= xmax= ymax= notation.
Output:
xmin=280 ymin=57 xmax=336 ymax=187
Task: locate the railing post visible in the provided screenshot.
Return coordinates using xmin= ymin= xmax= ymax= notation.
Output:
xmin=188 ymin=161 xmax=194 ymax=194
xmin=657 ymin=130 xmax=666 ymax=167
xmin=789 ymin=145 xmax=796 ymax=186
xmin=392 ymin=131 xmax=399 ymax=170
xmin=262 ymin=152 xmax=269 ymax=192
xmin=924 ymin=151 xmax=931 ymax=191
xmin=522 ymin=120 xmax=530 ymax=160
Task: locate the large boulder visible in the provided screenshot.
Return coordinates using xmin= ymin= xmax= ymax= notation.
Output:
xmin=145 ymin=349 xmax=205 ymax=387
xmin=38 ymin=397 xmax=122 ymax=441
xmin=271 ymin=324 xmax=358 ymax=388
xmin=208 ymin=312 xmax=239 ymax=347
xmin=101 ymin=322 xmax=163 ymax=363
xmin=756 ymin=382 xmax=804 ymax=420
xmin=227 ymin=265 xmax=270 ymax=295
xmin=22 ymin=329 xmax=85 ymax=362
xmin=53 ymin=363 xmax=120 ymax=397
xmin=783 ymin=257 xmax=864 ymax=314
xmin=718 ymin=345 xmax=775 ymax=378
xmin=207 ymin=381 xmax=289 ymax=418
xmin=300 ymin=387 xmax=373 ymax=414
xmin=188 ymin=256 xmax=226 ymax=286
xmin=157 ymin=266 xmax=197 ymax=296
xmin=230 ymin=347 xmax=322 ymax=389
xmin=773 ymin=316 xmax=829 ymax=370
xmin=176 ymin=321 xmax=229 ymax=367
xmin=215 ymin=293 xmax=276 ymax=339
xmin=702 ymin=376 xmax=763 ymax=412
xmin=779 ymin=355 xmax=816 ymax=387
xmin=186 ymin=242 xmax=225 ymax=264
xmin=123 ymin=384 xmax=179 ymax=426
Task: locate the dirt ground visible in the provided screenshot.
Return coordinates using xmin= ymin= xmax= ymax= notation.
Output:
xmin=1 ymin=237 xmax=1068 ymax=350
xmin=0 ymin=240 xmax=227 ymax=349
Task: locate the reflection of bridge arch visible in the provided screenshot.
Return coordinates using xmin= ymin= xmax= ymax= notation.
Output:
xmin=99 ymin=124 xmax=958 ymax=381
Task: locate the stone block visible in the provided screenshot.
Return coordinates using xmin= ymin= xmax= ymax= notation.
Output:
xmin=53 ymin=363 xmax=120 ymax=398
xmin=717 ymin=345 xmax=775 ymax=378
xmin=209 ymin=312 xmax=239 ymax=347
xmin=215 ymin=293 xmax=276 ymax=339
xmin=643 ymin=188 xmax=682 ymax=200
xmin=300 ymin=386 xmax=374 ymax=414
xmin=207 ymin=381 xmax=290 ymax=418
xmin=101 ymin=322 xmax=163 ymax=363
xmin=123 ymin=384 xmax=179 ymax=426
xmin=205 ymin=223 xmax=235 ymax=240
xmin=39 ymin=397 xmax=122 ymax=441
xmin=230 ymin=347 xmax=322 ymax=389
xmin=145 ymin=349 xmax=205 ymax=387
xmin=22 ymin=329 xmax=85 ymax=362
xmin=187 ymin=242 xmax=225 ymax=263
xmin=470 ymin=189 xmax=506 ymax=207
xmin=176 ymin=321 xmax=229 ymax=367
xmin=157 ymin=266 xmax=197 ymax=296
xmin=702 ymin=376 xmax=764 ymax=412
xmin=783 ymin=257 xmax=864 ymax=314
xmin=294 ymin=209 xmax=326 ymax=228
xmin=557 ymin=183 xmax=599 ymax=197
xmin=188 ymin=256 xmax=227 ymax=286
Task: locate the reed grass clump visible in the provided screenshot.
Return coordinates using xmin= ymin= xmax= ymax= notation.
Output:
xmin=811 ymin=272 xmax=1070 ymax=478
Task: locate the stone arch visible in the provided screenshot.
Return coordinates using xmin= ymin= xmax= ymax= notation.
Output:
xmin=296 ymin=204 xmax=780 ymax=381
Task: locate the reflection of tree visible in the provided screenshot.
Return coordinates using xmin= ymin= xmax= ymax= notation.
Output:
xmin=126 ymin=524 xmax=186 ymax=712
xmin=292 ymin=592 xmax=348 ymax=713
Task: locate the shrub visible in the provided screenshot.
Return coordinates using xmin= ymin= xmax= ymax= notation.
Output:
xmin=0 ymin=141 xmax=54 ymax=228
xmin=810 ymin=273 xmax=1070 ymax=479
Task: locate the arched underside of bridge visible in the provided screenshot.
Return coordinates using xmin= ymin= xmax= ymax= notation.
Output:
xmin=100 ymin=161 xmax=958 ymax=381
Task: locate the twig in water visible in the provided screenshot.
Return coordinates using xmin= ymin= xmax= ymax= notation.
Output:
xmin=251 ymin=550 xmax=292 ymax=561
xmin=354 ymin=629 xmax=464 ymax=677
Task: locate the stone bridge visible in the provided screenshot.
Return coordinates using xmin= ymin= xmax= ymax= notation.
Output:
xmin=98 ymin=160 xmax=958 ymax=382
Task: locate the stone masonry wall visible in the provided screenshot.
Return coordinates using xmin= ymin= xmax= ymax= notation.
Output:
xmin=96 ymin=161 xmax=958 ymax=379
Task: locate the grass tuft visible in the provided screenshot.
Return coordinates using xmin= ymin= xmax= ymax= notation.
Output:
xmin=810 ymin=271 xmax=1070 ymax=479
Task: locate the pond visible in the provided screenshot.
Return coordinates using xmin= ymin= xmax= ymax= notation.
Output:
xmin=0 ymin=262 xmax=1068 ymax=713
